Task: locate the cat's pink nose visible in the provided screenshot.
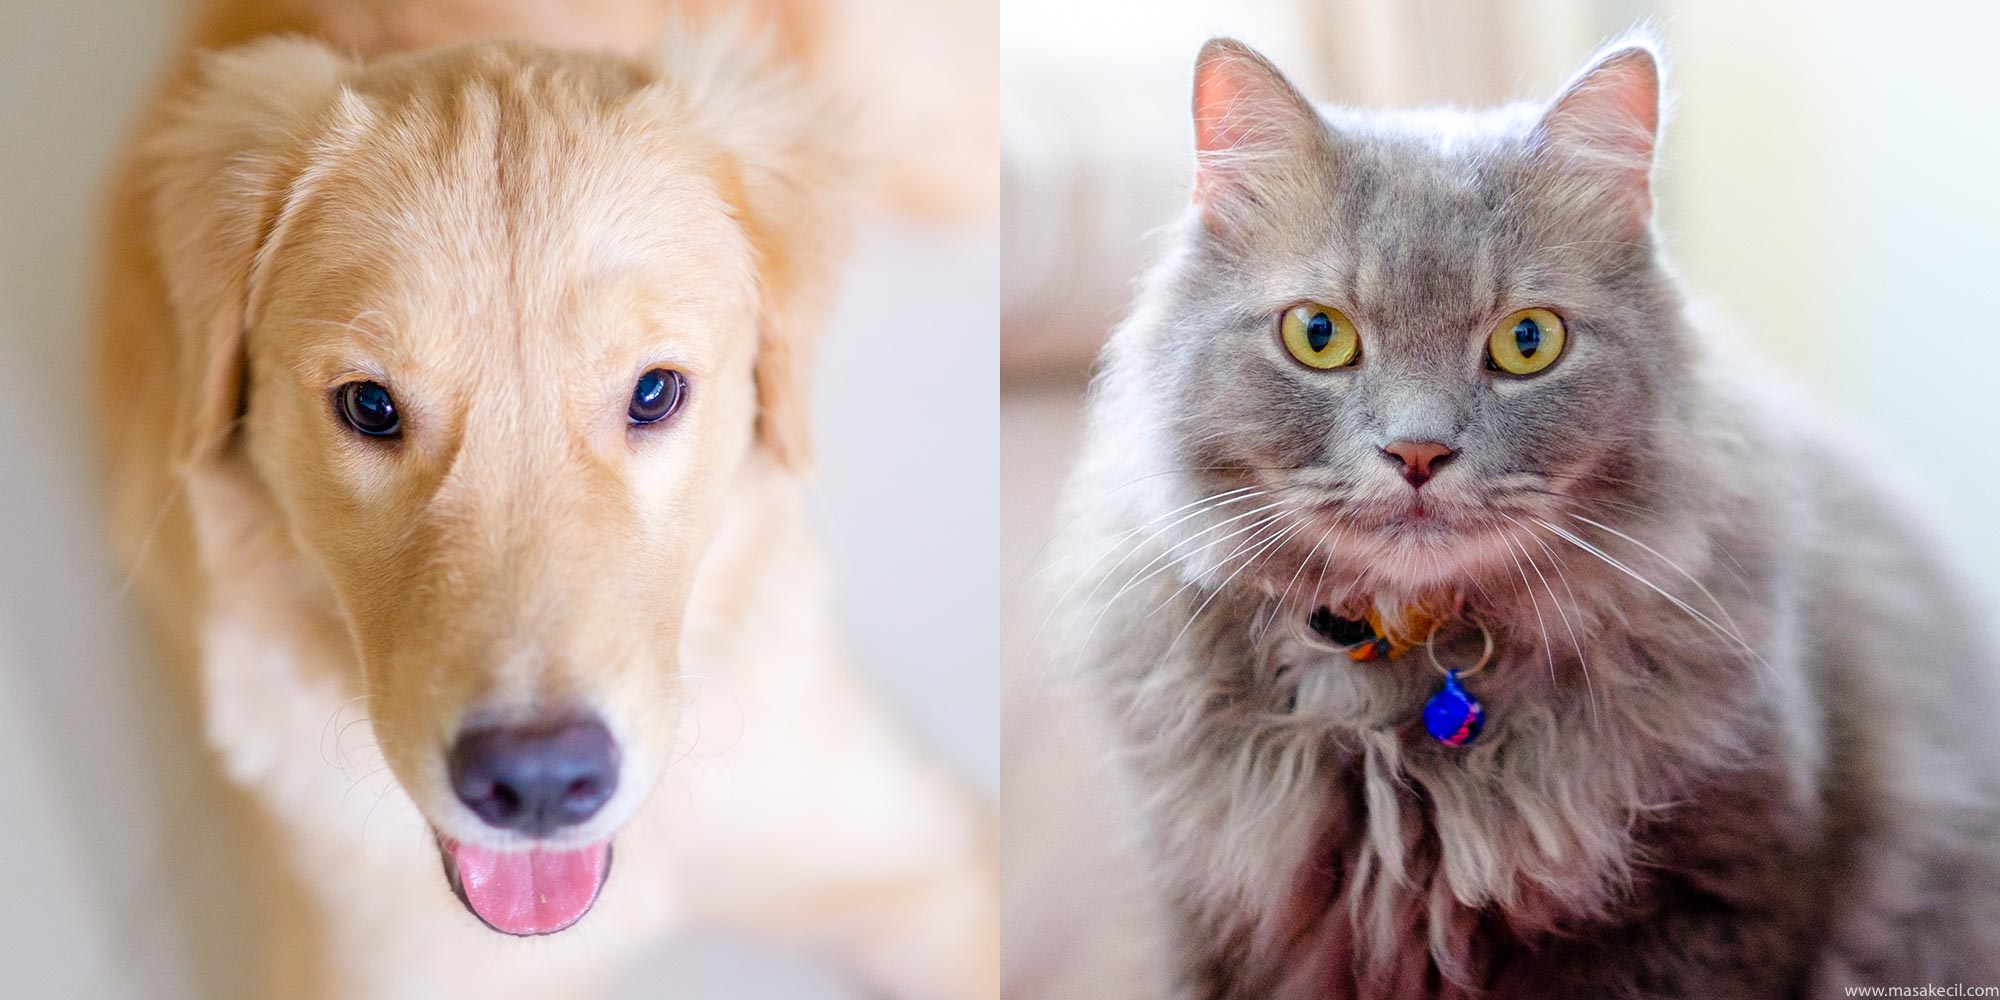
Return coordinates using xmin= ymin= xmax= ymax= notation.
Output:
xmin=1382 ymin=440 xmax=1455 ymax=488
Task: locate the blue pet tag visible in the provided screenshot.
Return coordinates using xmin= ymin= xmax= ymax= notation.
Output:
xmin=1422 ymin=670 xmax=1485 ymax=747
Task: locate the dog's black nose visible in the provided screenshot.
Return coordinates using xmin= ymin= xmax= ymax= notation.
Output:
xmin=448 ymin=714 xmax=620 ymax=836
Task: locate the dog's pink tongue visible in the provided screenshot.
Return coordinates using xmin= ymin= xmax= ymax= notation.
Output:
xmin=452 ymin=840 xmax=609 ymax=935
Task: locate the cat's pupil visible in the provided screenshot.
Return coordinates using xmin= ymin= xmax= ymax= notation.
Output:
xmin=1514 ymin=318 xmax=1542 ymax=357
xmin=1307 ymin=313 xmax=1333 ymax=351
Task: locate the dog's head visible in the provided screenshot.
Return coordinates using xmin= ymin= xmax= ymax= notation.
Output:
xmin=145 ymin=36 xmax=844 ymax=934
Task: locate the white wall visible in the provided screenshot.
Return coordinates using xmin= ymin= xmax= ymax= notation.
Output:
xmin=0 ymin=2 xmax=996 ymax=997
xmin=1664 ymin=0 xmax=2000 ymax=612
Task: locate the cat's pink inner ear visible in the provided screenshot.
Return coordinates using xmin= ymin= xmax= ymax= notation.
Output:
xmin=1194 ymin=41 xmax=1270 ymax=153
xmin=1536 ymin=44 xmax=1664 ymax=173
xmin=1190 ymin=39 xmax=1317 ymax=210
xmin=1538 ymin=45 xmax=1662 ymax=224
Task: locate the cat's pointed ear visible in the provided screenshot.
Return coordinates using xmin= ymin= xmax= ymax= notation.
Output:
xmin=1191 ymin=38 xmax=1323 ymax=228
xmin=1534 ymin=40 xmax=1663 ymax=232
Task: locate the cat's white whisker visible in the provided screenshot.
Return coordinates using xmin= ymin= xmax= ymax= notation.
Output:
xmin=1030 ymin=487 xmax=1267 ymax=648
xmin=1531 ymin=516 xmax=1771 ymax=678
xmin=1162 ymin=515 xmax=1309 ymax=663
xmin=1119 ymin=503 xmax=1292 ymax=597
xmin=1025 ymin=484 xmax=1263 ymax=587
xmin=1564 ymin=512 xmax=1745 ymax=637
xmin=1065 ymin=506 xmax=1291 ymax=676
xmin=1507 ymin=513 xmax=1601 ymax=729
xmin=1274 ymin=520 xmax=1340 ymax=617
xmin=1498 ymin=527 xmax=1558 ymax=688
xmin=1140 ymin=511 xmax=1296 ymax=622
xmin=1063 ymin=498 xmax=1290 ymax=636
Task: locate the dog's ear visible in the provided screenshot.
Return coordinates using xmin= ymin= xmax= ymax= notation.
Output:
xmin=144 ymin=38 xmax=360 ymax=470
xmin=640 ymin=29 xmax=853 ymax=471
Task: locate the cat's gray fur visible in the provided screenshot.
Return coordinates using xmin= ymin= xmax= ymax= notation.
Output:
xmin=1053 ymin=34 xmax=2000 ymax=999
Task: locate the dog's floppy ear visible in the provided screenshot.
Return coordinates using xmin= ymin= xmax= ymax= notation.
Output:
xmin=144 ymin=39 xmax=360 ymax=470
xmin=641 ymin=29 xmax=853 ymax=471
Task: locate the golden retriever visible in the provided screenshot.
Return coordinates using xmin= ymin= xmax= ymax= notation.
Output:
xmin=94 ymin=1 xmax=996 ymax=996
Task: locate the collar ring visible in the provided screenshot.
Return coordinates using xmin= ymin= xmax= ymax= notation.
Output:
xmin=1425 ymin=619 xmax=1494 ymax=679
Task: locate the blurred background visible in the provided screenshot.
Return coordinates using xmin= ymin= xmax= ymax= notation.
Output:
xmin=1000 ymin=0 xmax=2000 ymax=996
xmin=0 ymin=0 xmax=993 ymax=997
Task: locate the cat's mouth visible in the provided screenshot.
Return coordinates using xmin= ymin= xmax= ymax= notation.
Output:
xmin=1364 ymin=495 xmax=1473 ymax=537
xmin=1382 ymin=499 xmax=1444 ymax=525
xmin=1272 ymin=487 xmax=1552 ymax=589
xmin=1274 ymin=497 xmax=1529 ymax=592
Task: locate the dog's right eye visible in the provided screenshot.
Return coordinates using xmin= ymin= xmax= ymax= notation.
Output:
xmin=629 ymin=368 xmax=687 ymax=425
xmin=337 ymin=381 xmax=401 ymax=437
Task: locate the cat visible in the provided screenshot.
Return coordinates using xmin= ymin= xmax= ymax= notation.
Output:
xmin=1050 ymin=33 xmax=2000 ymax=999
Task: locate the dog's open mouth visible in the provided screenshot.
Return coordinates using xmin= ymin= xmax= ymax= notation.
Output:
xmin=435 ymin=832 xmax=613 ymax=936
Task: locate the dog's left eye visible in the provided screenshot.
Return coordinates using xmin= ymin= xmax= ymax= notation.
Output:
xmin=337 ymin=381 xmax=401 ymax=437
xmin=629 ymin=368 xmax=687 ymax=425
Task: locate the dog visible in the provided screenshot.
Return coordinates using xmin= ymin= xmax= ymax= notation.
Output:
xmin=93 ymin=1 xmax=996 ymax=996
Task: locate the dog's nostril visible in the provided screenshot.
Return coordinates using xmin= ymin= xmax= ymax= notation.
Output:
xmin=560 ymin=777 xmax=613 ymax=821
xmin=447 ymin=713 xmax=620 ymax=837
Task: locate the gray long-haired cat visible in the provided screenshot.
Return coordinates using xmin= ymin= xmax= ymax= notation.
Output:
xmin=1051 ymin=34 xmax=2000 ymax=998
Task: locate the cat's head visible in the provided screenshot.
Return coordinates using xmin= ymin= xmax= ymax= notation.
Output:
xmin=1099 ymin=36 xmax=1692 ymax=604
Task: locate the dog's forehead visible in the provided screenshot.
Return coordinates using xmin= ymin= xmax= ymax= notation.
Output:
xmin=265 ymin=67 xmax=759 ymax=362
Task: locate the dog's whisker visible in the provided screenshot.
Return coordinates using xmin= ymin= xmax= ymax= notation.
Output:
xmin=359 ymin=772 xmax=414 ymax=845
xmin=319 ymin=692 xmax=372 ymax=771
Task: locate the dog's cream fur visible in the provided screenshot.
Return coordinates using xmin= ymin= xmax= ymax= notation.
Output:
xmin=95 ymin=3 xmax=996 ymax=997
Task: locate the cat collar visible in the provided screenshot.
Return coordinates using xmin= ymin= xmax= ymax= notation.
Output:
xmin=1308 ymin=604 xmax=1493 ymax=747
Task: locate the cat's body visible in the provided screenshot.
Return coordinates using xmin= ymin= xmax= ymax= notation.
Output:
xmin=1055 ymin=38 xmax=2000 ymax=998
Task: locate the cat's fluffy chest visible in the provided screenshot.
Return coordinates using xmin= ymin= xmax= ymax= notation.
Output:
xmin=1074 ymin=542 xmax=1814 ymax=996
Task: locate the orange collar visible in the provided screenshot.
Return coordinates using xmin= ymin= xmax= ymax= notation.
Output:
xmin=1345 ymin=594 xmax=1455 ymax=662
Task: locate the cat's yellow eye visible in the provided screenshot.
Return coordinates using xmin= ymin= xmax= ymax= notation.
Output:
xmin=1487 ymin=308 xmax=1567 ymax=376
xmin=1280 ymin=304 xmax=1360 ymax=369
